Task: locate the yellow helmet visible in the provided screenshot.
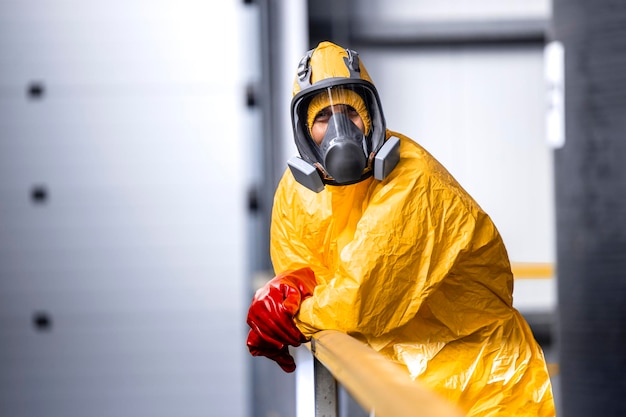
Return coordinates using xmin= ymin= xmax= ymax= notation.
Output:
xmin=291 ymin=41 xmax=376 ymax=96
xmin=289 ymin=41 xmax=391 ymax=191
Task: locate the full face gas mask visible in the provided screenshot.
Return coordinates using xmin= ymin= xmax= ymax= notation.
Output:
xmin=308 ymin=86 xmax=371 ymax=183
xmin=288 ymin=45 xmax=400 ymax=193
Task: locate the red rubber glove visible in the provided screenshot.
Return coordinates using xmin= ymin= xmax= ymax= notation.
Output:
xmin=246 ymin=267 xmax=316 ymax=372
xmin=247 ymin=329 xmax=297 ymax=373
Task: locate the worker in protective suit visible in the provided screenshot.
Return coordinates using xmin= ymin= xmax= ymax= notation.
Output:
xmin=246 ymin=41 xmax=556 ymax=416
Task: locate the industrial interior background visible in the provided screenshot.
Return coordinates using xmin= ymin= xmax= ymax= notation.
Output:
xmin=0 ymin=0 xmax=624 ymax=417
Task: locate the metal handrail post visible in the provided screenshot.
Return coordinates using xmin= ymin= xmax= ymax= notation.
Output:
xmin=314 ymin=356 xmax=338 ymax=417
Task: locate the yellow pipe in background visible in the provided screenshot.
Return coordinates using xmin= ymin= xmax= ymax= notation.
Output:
xmin=510 ymin=262 xmax=559 ymax=377
xmin=511 ymin=262 xmax=554 ymax=279
xmin=310 ymin=330 xmax=465 ymax=417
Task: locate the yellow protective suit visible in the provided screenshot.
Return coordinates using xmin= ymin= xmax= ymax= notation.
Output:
xmin=271 ymin=42 xmax=555 ymax=416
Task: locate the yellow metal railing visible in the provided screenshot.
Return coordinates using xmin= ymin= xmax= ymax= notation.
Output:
xmin=309 ymin=330 xmax=465 ymax=417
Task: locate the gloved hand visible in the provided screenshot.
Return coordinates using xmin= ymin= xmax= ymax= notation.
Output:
xmin=246 ymin=267 xmax=316 ymax=372
xmin=247 ymin=329 xmax=297 ymax=373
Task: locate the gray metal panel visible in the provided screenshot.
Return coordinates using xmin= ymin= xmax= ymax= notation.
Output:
xmin=553 ymin=0 xmax=626 ymax=415
xmin=351 ymin=19 xmax=547 ymax=46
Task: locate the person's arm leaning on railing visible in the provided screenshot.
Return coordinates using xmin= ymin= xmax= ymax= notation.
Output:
xmin=308 ymin=330 xmax=466 ymax=417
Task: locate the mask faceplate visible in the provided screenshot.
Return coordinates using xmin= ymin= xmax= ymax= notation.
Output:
xmin=319 ymin=112 xmax=368 ymax=183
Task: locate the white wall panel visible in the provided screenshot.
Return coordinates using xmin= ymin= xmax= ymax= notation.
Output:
xmin=0 ymin=0 xmax=238 ymax=84
xmin=0 ymin=1 xmax=250 ymax=416
xmin=0 ymin=313 xmax=238 ymax=417
xmin=0 ymin=95 xmax=238 ymax=183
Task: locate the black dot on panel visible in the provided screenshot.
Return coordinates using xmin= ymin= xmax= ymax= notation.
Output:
xmin=31 ymin=185 xmax=48 ymax=204
xmin=246 ymin=83 xmax=257 ymax=108
xmin=27 ymin=81 xmax=45 ymax=100
xmin=248 ymin=186 xmax=260 ymax=212
xmin=32 ymin=311 xmax=53 ymax=332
